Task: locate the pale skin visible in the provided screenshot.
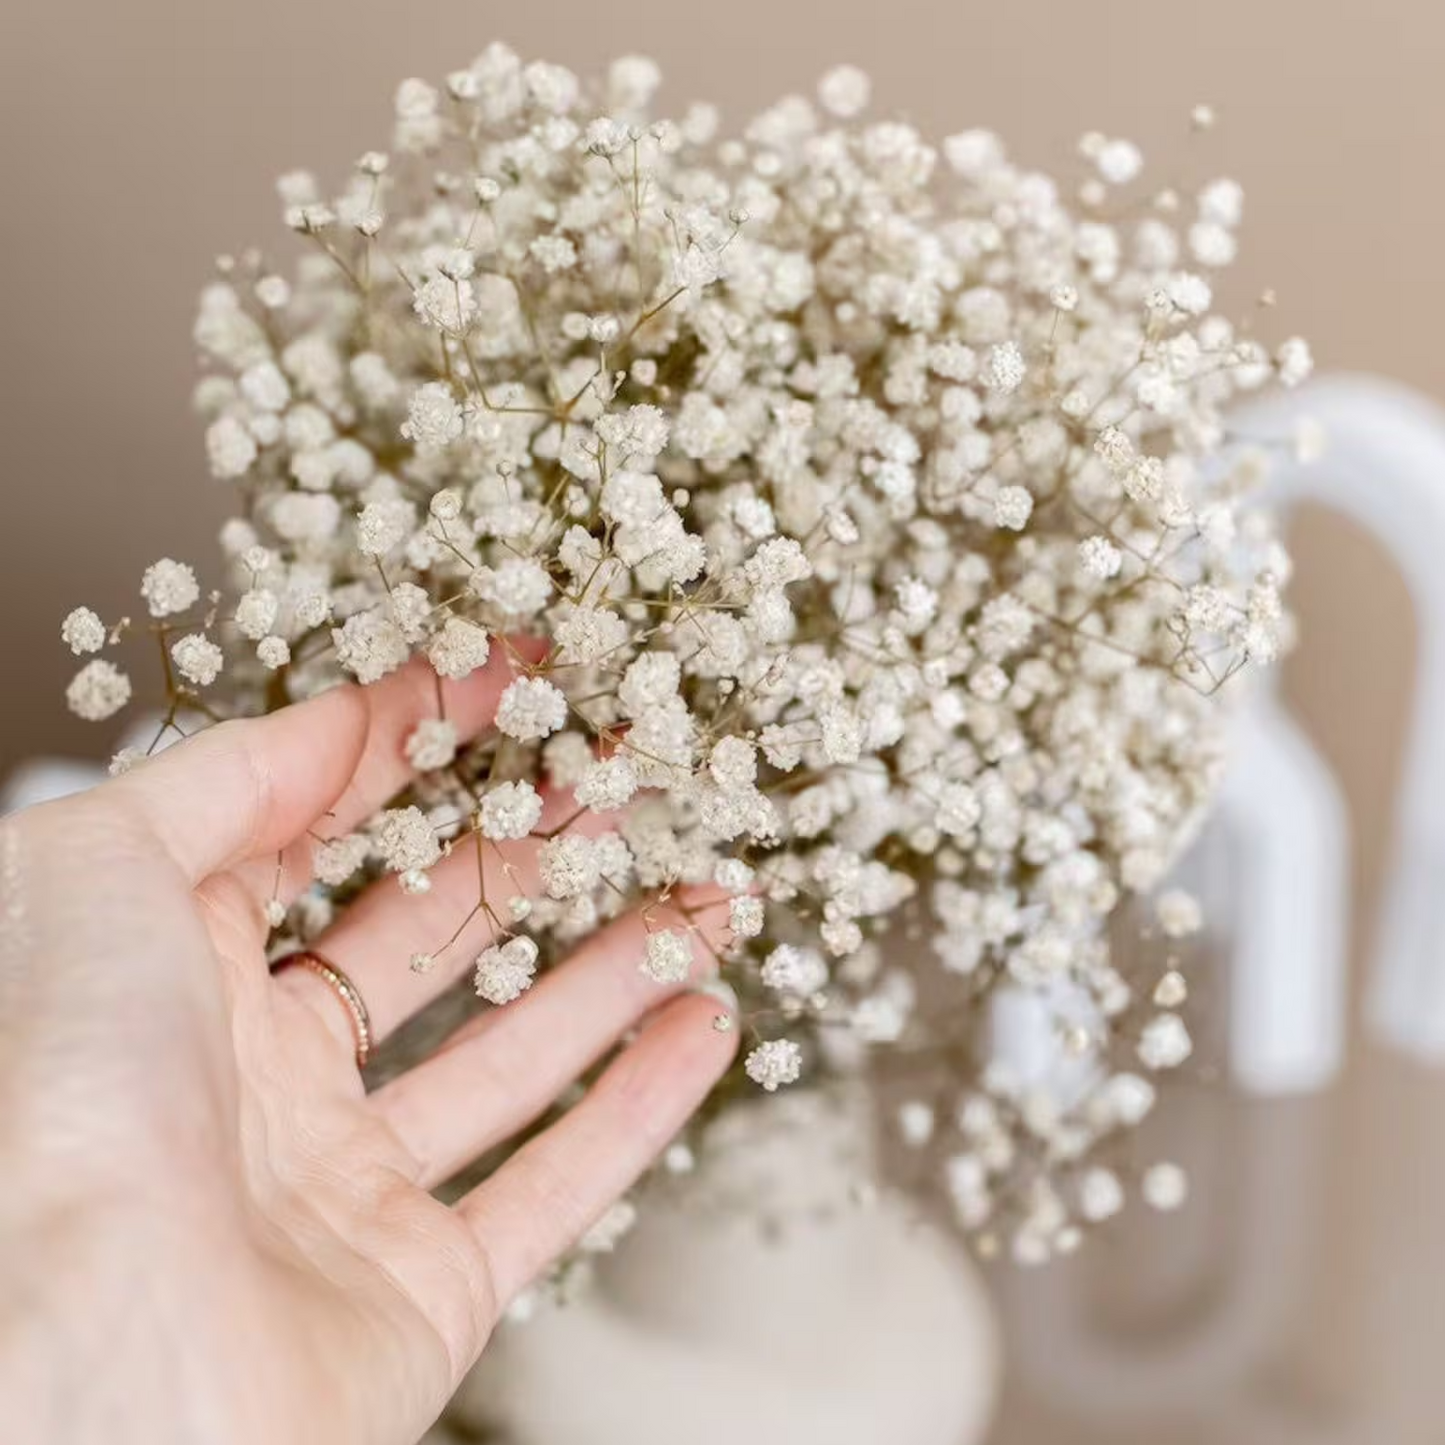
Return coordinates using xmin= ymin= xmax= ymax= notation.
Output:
xmin=0 ymin=650 xmax=737 ymax=1444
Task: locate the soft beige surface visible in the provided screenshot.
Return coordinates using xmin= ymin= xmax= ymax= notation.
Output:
xmin=2 ymin=4 xmax=1443 ymax=1439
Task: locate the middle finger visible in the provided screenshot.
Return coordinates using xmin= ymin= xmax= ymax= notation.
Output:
xmin=283 ymin=799 xmax=610 ymax=1049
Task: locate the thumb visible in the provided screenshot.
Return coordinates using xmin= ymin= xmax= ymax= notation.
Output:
xmin=101 ymin=684 xmax=370 ymax=886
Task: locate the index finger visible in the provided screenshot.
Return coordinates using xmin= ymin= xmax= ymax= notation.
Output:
xmin=103 ymin=643 xmax=535 ymax=887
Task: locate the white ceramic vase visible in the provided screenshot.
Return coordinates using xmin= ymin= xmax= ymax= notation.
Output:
xmin=449 ymin=1087 xmax=1000 ymax=1445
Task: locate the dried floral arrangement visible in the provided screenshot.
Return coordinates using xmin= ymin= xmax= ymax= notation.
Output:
xmin=61 ymin=47 xmax=1308 ymax=1273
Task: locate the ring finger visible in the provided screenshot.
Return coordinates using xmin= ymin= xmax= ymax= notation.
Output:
xmin=273 ymin=797 xmax=611 ymax=1059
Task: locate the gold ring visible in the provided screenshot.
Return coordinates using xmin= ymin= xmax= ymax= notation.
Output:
xmin=273 ymin=950 xmax=373 ymax=1068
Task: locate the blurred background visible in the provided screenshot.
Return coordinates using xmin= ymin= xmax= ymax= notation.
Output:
xmin=2 ymin=2 xmax=1441 ymax=1441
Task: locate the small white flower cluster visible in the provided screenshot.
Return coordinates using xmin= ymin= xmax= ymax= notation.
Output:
xmin=474 ymin=935 xmax=541 ymax=1005
xmin=63 ymin=50 xmax=1303 ymax=1267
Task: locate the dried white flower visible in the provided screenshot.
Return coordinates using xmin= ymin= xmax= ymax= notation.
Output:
xmin=1104 ymin=1073 xmax=1157 ymax=1127
xmin=333 ymin=611 xmax=409 ymax=684
xmin=641 ymin=929 xmax=693 ymax=985
xmin=480 ymin=780 xmax=544 ymax=841
xmin=474 ymin=935 xmax=540 ymax=1005
xmin=1141 ymin=1161 xmax=1188 ymax=1211
xmin=580 ymin=1199 xmax=637 ymax=1253
xmin=993 ymin=486 xmax=1034 ymax=530
xmin=413 ymin=274 xmax=476 ymax=332
xmin=1078 ymin=535 xmax=1123 ymax=580
xmin=61 ymin=607 xmax=106 ymax=655
xmin=357 ymin=499 xmax=415 ymax=558
xmin=575 ymin=756 xmax=638 ymax=812
xmin=313 ymin=832 xmax=370 ymax=887
xmin=729 ymin=895 xmax=765 ymax=938
xmin=986 ymin=342 xmax=1026 ymax=394
xmin=1138 ymin=1013 xmax=1193 ymax=1071
xmin=898 ymin=1101 xmax=936 ymax=1147
xmin=1153 ymin=970 xmax=1189 ymax=1008
xmin=471 ymin=558 xmax=552 ymax=617
xmin=496 ymin=677 xmax=568 ymax=741
xmin=1276 ymin=336 xmax=1314 ymax=388
xmin=817 ymin=65 xmax=871 ymax=118
xmin=529 ymin=234 xmax=577 ymax=273
xmin=1156 ymin=888 xmax=1203 ymax=938
xmin=427 ymin=617 xmax=490 ymax=680
xmin=1095 ymin=137 xmax=1143 ymax=185
xmin=373 ymin=805 xmax=441 ymax=873
xmin=402 ymin=382 xmax=464 ymax=449
xmin=937 ymin=783 xmax=982 ymax=838
xmin=206 ymin=415 xmax=258 ymax=478
xmin=744 ymin=1039 xmax=803 ymax=1092
xmin=141 ymin=560 xmax=200 ymax=618
xmin=257 ymin=635 xmax=290 ymax=669
xmin=405 ymin=718 xmax=459 ymax=772
xmin=1078 ymin=1167 xmax=1125 ymax=1222
xmin=171 ymin=634 xmax=224 ymax=687
xmin=538 ymin=834 xmax=600 ymax=899
xmin=235 ymin=589 xmax=278 ymax=640
xmin=760 ymin=943 xmax=828 ymax=997
xmin=108 ymin=747 xmax=143 ymax=777
xmin=66 ymin=659 xmax=131 ymax=720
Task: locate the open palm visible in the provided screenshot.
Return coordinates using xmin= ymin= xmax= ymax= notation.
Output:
xmin=0 ymin=652 xmax=734 ymax=1445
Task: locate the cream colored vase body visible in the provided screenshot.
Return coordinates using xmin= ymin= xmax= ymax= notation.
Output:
xmin=450 ymin=1090 xmax=1000 ymax=1445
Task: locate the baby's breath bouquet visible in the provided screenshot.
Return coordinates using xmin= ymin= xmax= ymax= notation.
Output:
xmin=61 ymin=47 xmax=1306 ymax=1270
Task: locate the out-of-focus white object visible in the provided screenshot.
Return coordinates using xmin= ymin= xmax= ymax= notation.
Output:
xmin=454 ymin=1090 xmax=1000 ymax=1445
xmin=1238 ymin=375 xmax=1445 ymax=1062
xmin=0 ymin=758 xmax=104 ymax=814
xmin=998 ymin=374 xmax=1444 ymax=1441
xmin=1 ymin=716 xmax=172 ymax=816
xmin=1206 ymin=689 xmax=1350 ymax=1094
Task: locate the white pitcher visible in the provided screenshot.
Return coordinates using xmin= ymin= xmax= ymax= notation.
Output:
xmin=449 ymin=1087 xmax=1000 ymax=1445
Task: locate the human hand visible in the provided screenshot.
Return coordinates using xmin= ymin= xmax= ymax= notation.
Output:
xmin=0 ymin=653 xmax=736 ymax=1445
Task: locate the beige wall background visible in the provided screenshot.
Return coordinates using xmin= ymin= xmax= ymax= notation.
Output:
xmin=0 ymin=0 xmax=1435 ymax=772
xmin=3 ymin=2 xmax=1443 ymax=1441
